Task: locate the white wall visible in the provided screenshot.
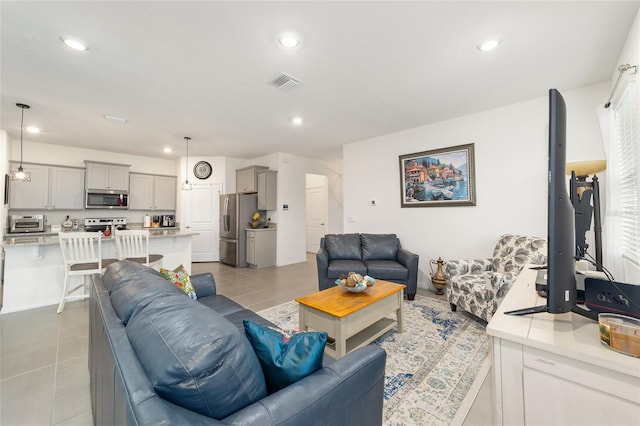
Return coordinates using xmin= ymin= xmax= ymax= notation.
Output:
xmin=343 ymin=83 xmax=609 ymax=290
xmin=10 ymin=140 xmax=177 ymax=174
xmin=240 ymin=152 xmax=343 ymax=266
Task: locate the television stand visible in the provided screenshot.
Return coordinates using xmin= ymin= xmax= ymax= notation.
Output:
xmin=505 ymin=303 xmax=598 ymax=320
xmin=487 ymin=267 xmax=639 ymax=425
xmin=504 ymin=305 xmax=547 ymax=315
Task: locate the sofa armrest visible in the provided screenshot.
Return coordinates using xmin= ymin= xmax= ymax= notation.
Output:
xmin=316 ymin=248 xmax=330 ymax=290
xmin=445 ymin=258 xmax=493 ymax=279
xmin=223 ymin=345 xmax=387 ymax=425
xmin=190 ymin=273 xmax=217 ymax=298
xmin=396 ymin=247 xmax=419 ymax=295
xmin=489 ymin=271 xmax=519 ymax=299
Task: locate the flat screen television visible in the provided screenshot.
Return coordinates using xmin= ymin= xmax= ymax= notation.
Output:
xmin=505 ymin=89 xmax=580 ymax=316
xmin=505 ymin=89 xmax=638 ymax=319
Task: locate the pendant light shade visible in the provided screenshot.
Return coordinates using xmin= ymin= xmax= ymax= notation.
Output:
xmin=181 ymin=136 xmax=192 ymax=191
xmin=11 ymin=103 xmax=32 ymax=182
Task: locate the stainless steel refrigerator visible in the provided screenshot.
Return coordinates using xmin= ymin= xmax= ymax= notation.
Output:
xmin=219 ymin=193 xmax=257 ymax=267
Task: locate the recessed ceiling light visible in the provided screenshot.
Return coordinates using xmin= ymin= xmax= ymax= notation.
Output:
xmin=292 ymin=116 xmax=303 ymax=125
xmin=163 ymin=147 xmax=172 ymax=154
xmin=104 ymin=114 xmax=127 ymax=123
xmin=477 ymin=38 xmax=501 ymax=52
xmin=26 ymin=126 xmax=40 ymax=134
xmin=60 ymin=36 xmax=89 ymax=51
xmin=279 ymin=33 xmax=299 ymax=48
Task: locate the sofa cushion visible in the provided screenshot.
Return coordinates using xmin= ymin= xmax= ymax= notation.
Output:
xmin=361 ymin=234 xmax=398 ymax=261
xmin=243 ymin=320 xmax=327 ymax=393
xmin=327 ymin=260 xmax=368 ymax=279
xmin=108 ymin=262 xmax=186 ymax=324
xmin=197 ymin=294 xmax=245 ymax=317
xmin=325 ymin=233 xmax=362 ymax=260
xmin=364 ymin=260 xmax=409 ymax=281
xmin=103 ymin=260 xmax=165 ymax=293
xmin=126 ymin=294 xmax=267 ymax=420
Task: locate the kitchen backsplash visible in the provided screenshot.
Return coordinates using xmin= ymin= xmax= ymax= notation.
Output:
xmin=8 ymin=210 xmax=177 ymax=230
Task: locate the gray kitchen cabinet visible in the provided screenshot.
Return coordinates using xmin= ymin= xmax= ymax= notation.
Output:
xmin=85 ymin=161 xmax=130 ymax=191
xmin=129 ymin=173 xmax=176 ymax=210
xmin=9 ymin=162 xmax=85 ymax=210
xmin=257 ymin=170 xmax=277 ymax=210
xmin=50 ymin=166 xmax=86 ymax=209
xmin=9 ymin=163 xmax=48 ymax=209
xmin=236 ymin=165 xmax=268 ymax=193
xmin=246 ymin=228 xmax=276 ymax=268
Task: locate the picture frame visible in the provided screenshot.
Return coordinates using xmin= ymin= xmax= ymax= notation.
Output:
xmin=399 ymin=143 xmax=476 ymax=207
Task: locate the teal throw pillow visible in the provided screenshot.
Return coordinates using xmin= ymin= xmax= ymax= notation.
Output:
xmin=243 ymin=320 xmax=327 ymax=393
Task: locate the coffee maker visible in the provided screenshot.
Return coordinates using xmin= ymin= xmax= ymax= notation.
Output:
xmin=161 ymin=215 xmax=175 ymax=227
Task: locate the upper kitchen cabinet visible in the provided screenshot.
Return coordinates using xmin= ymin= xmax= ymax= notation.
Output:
xmin=9 ymin=162 xmax=85 ymax=210
xmin=85 ymin=161 xmax=130 ymax=191
xmin=129 ymin=173 xmax=177 ymax=210
xmin=257 ymin=170 xmax=277 ymax=210
xmin=236 ymin=165 xmax=268 ymax=194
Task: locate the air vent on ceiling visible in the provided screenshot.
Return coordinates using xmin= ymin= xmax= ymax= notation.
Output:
xmin=268 ymin=72 xmax=303 ymax=91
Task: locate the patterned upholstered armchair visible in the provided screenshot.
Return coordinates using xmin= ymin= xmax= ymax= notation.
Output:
xmin=445 ymin=234 xmax=547 ymax=322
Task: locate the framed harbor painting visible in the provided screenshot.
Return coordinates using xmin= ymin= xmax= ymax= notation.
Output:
xmin=399 ymin=143 xmax=476 ymax=207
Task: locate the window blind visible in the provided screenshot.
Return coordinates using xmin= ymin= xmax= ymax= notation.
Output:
xmin=613 ymin=78 xmax=639 ymax=266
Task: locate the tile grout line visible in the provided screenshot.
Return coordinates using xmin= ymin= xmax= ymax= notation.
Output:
xmin=50 ymin=308 xmax=64 ymax=426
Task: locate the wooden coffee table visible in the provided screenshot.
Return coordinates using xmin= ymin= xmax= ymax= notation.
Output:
xmin=296 ymin=280 xmax=405 ymax=359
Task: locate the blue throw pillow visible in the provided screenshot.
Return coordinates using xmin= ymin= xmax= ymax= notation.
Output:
xmin=243 ymin=320 xmax=328 ymax=393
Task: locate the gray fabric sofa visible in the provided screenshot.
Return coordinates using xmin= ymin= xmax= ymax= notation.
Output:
xmin=316 ymin=233 xmax=419 ymax=300
xmin=89 ymin=260 xmax=387 ymax=425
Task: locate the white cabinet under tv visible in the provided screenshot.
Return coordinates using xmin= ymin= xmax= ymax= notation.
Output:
xmin=487 ymin=267 xmax=640 ymax=425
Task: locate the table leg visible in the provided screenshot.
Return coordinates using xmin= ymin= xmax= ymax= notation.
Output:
xmin=299 ymin=306 xmax=308 ymax=331
xmin=335 ymin=318 xmax=347 ymax=358
xmin=396 ymin=291 xmax=404 ymax=333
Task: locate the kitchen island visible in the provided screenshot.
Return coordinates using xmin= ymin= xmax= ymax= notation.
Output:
xmin=2 ymin=229 xmax=197 ymax=313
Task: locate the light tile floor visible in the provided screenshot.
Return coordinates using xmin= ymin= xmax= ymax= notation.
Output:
xmin=0 ymin=254 xmax=493 ymax=425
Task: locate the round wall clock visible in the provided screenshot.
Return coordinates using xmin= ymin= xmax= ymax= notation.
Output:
xmin=193 ymin=161 xmax=213 ymax=180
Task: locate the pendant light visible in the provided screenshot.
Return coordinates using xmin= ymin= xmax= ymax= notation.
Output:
xmin=181 ymin=136 xmax=192 ymax=191
xmin=11 ymin=103 xmax=32 ymax=182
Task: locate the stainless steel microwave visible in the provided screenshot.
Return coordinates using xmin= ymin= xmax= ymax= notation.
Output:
xmin=86 ymin=192 xmax=128 ymax=209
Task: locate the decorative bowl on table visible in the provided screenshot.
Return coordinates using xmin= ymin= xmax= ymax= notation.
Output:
xmin=335 ymin=275 xmax=376 ymax=293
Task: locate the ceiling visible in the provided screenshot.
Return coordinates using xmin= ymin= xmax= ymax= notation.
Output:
xmin=1 ymin=1 xmax=638 ymax=161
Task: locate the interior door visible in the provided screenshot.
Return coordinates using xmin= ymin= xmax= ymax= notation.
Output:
xmin=306 ymin=181 xmax=328 ymax=253
xmin=188 ymin=183 xmax=221 ymax=262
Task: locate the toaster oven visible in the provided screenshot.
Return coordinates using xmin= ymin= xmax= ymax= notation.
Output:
xmin=9 ymin=214 xmax=45 ymax=233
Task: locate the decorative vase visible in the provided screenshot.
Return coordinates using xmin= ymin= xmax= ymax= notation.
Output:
xmin=430 ymin=257 xmax=447 ymax=295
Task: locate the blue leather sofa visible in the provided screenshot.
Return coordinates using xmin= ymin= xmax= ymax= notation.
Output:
xmin=89 ymin=261 xmax=387 ymax=425
xmin=316 ymin=233 xmax=419 ymax=300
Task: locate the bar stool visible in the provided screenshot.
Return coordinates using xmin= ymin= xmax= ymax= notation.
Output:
xmin=57 ymin=232 xmax=118 ymax=314
xmin=114 ymin=229 xmax=163 ymax=269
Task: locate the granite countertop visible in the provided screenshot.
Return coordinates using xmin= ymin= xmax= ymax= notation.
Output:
xmin=245 ymin=227 xmax=277 ymax=232
xmin=2 ymin=229 xmax=198 ymax=247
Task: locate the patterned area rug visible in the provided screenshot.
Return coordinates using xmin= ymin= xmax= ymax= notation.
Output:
xmin=258 ymin=295 xmax=489 ymax=426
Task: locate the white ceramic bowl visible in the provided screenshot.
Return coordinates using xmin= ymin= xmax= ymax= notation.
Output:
xmin=335 ymin=276 xmax=375 ymax=293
